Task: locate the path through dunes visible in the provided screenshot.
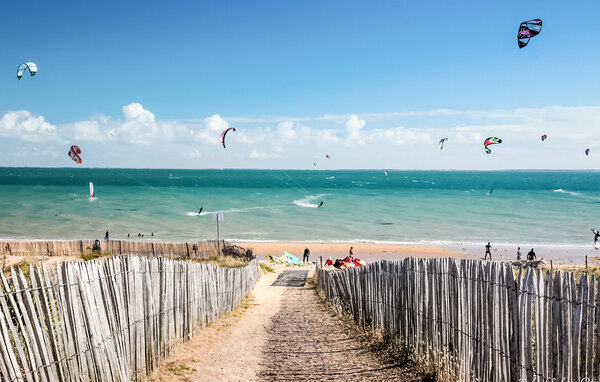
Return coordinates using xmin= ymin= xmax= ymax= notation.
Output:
xmin=146 ymin=265 xmax=419 ymax=381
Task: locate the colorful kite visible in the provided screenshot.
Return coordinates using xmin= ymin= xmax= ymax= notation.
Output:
xmin=518 ymin=19 xmax=543 ymax=49
xmin=68 ymin=145 xmax=82 ymax=164
xmin=586 ymin=149 xmax=590 ymax=156
xmin=220 ymin=127 xmax=236 ymax=148
xmin=439 ymin=138 xmax=448 ymax=150
xmin=483 ymin=137 xmax=502 ymax=154
xmin=17 ymin=62 xmax=37 ymax=80
xmin=325 ymin=154 xmax=330 ymax=159
xmin=541 ymin=134 xmax=547 ymax=142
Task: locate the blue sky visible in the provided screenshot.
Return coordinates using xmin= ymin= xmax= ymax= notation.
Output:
xmin=0 ymin=1 xmax=599 ymax=169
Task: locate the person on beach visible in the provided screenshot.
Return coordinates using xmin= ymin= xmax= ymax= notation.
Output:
xmin=349 ymin=247 xmax=354 ymax=256
xmin=92 ymin=239 xmax=101 ymax=252
xmin=484 ymin=242 xmax=492 ymax=260
xmin=527 ymin=248 xmax=536 ymax=261
xmin=592 ymin=229 xmax=600 ymax=247
xmin=127 ymin=233 xmax=130 ymax=238
xmin=104 ymin=230 xmax=109 ymax=241
xmin=516 ymin=247 xmax=521 ymax=261
xmin=303 ymin=246 xmax=310 ymax=263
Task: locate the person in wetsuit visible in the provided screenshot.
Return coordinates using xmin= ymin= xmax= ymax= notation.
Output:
xmin=592 ymin=229 xmax=600 ymax=246
xmin=303 ymin=247 xmax=310 ymax=263
xmin=484 ymin=242 xmax=492 ymax=260
xmin=317 ymin=201 xmax=323 ymax=208
xmin=198 ymin=207 xmax=203 ymax=215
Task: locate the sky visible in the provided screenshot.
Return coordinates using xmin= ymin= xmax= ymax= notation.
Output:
xmin=0 ymin=0 xmax=599 ymax=169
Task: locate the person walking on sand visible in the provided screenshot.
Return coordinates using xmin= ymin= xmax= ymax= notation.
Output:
xmin=484 ymin=242 xmax=492 ymax=260
xmin=104 ymin=230 xmax=109 ymax=241
xmin=592 ymin=229 xmax=600 ymax=247
xmin=527 ymin=248 xmax=536 ymax=261
xmin=303 ymin=246 xmax=310 ymax=263
xmin=516 ymin=247 xmax=522 ymax=261
xmin=349 ymin=246 xmax=354 ymax=257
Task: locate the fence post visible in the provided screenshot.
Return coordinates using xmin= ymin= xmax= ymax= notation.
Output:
xmin=586 ymin=255 xmax=588 ymax=271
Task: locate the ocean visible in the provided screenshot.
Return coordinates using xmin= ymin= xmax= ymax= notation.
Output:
xmin=0 ymin=168 xmax=599 ymax=248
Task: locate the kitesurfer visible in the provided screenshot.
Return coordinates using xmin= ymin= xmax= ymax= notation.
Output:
xmin=484 ymin=242 xmax=492 ymax=260
xmin=198 ymin=207 xmax=203 ymax=215
xmin=318 ymin=201 xmax=323 ymax=208
xmin=592 ymin=229 xmax=600 ymax=246
xmin=527 ymin=249 xmax=536 ymax=261
xmin=489 ymin=188 xmax=493 ymax=194
xmin=303 ymin=246 xmax=310 ymax=263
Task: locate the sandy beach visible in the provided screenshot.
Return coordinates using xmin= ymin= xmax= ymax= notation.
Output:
xmin=237 ymin=242 xmax=469 ymax=262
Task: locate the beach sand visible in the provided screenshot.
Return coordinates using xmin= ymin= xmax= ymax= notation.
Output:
xmin=236 ymin=242 xmax=469 ymax=262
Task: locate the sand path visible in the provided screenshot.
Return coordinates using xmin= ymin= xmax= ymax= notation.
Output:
xmin=146 ymin=264 xmax=417 ymax=381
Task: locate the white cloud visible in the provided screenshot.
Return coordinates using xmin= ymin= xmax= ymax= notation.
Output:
xmin=71 ymin=121 xmax=105 ymax=141
xmin=194 ymin=114 xmax=229 ymax=144
xmin=249 ymin=150 xmax=277 ymax=159
xmin=112 ymin=103 xmax=159 ymax=144
xmin=0 ymin=110 xmax=56 ymax=142
xmin=277 ymin=121 xmax=296 ymax=142
xmin=345 ymin=114 xmax=365 ymax=140
xmin=185 ymin=150 xmax=202 ymax=159
xmin=2 ymin=104 xmax=600 ymax=169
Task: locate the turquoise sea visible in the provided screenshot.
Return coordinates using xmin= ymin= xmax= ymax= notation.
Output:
xmin=0 ymin=168 xmax=599 ymax=246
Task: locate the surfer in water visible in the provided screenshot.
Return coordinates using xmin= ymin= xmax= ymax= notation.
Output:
xmin=489 ymin=188 xmax=493 ymax=194
xmin=198 ymin=207 xmax=203 ymax=215
xmin=317 ymin=201 xmax=323 ymax=208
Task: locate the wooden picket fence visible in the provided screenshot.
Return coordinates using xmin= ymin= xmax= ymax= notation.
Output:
xmin=0 ymin=256 xmax=261 ymax=382
xmin=0 ymin=240 xmax=226 ymax=260
xmin=317 ymin=258 xmax=599 ymax=382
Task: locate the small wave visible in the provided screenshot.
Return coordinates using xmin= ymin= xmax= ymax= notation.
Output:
xmin=186 ymin=205 xmax=280 ymax=217
xmin=326 ymin=176 xmax=336 ymax=179
xmin=293 ymin=195 xmax=324 ymax=208
xmin=412 ymin=180 xmax=435 ymax=184
xmin=553 ymin=188 xmax=584 ymax=197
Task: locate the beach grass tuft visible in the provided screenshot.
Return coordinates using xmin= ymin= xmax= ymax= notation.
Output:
xmin=260 ymin=263 xmax=275 ymax=274
xmin=14 ymin=259 xmax=33 ymax=279
xmin=188 ymin=255 xmax=249 ymax=268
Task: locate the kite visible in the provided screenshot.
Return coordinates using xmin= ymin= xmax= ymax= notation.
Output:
xmin=586 ymin=149 xmax=590 ymax=156
xmin=325 ymin=154 xmax=330 ymax=159
xmin=68 ymin=145 xmax=82 ymax=164
xmin=17 ymin=62 xmax=37 ymax=80
xmin=483 ymin=137 xmax=502 ymax=154
xmin=541 ymin=134 xmax=547 ymax=141
xmin=220 ymin=127 xmax=236 ymax=148
xmin=518 ymin=19 xmax=542 ymax=49
xmin=313 ymin=162 xmax=316 ymax=167
xmin=439 ymin=138 xmax=448 ymax=150
xmin=384 ymin=170 xmax=388 ymax=176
